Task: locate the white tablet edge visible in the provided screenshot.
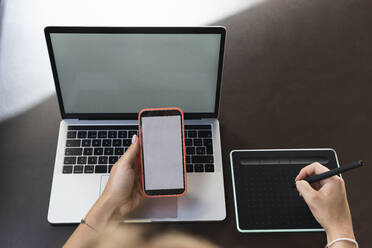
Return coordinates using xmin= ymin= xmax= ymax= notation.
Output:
xmin=229 ymin=148 xmax=340 ymax=233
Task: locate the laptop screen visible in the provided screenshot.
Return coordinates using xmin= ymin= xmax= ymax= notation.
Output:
xmin=47 ymin=28 xmax=224 ymax=118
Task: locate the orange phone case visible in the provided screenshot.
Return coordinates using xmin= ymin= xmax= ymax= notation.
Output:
xmin=138 ymin=107 xmax=187 ymax=198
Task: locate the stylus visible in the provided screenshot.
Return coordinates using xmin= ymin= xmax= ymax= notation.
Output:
xmin=295 ymin=160 xmax=364 ymax=187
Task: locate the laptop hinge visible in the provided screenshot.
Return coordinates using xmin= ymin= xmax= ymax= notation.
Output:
xmin=185 ymin=117 xmax=202 ymax=120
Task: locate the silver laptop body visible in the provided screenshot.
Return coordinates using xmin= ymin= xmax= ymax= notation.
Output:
xmin=45 ymin=26 xmax=226 ymax=223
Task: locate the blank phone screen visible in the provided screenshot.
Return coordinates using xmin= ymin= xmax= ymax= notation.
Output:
xmin=141 ymin=115 xmax=184 ymax=190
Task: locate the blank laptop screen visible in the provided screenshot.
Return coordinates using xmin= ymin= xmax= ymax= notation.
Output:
xmin=49 ymin=33 xmax=221 ymax=114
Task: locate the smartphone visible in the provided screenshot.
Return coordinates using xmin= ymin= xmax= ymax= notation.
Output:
xmin=138 ymin=107 xmax=187 ymax=197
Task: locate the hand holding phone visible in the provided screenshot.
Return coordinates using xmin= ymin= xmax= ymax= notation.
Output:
xmin=138 ymin=107 xmax=187 ymax=197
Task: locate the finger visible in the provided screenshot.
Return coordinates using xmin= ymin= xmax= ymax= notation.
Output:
xmin=133 ymin=179 xmax=143 ymax=198
xmin=295 ymin=162 xmax=329 ymax=181
xmin=130 ymin=156 xmax=142 ymax=188
xmin=132 ymin=190 xmax=144 ymax=209
xmin=133 ymin=152 xmax=141 ymax=179
xmin=135 ymin=162 xmax=142 ymax=190
xmin=117 ymin=135 xmax=140 ymax=168
xmin=122 ymin=139 xmax=142 ymax=196
xmin=131 ymin=148 xmax=142 ymax=186
xmin=132 ymin=171 xmax=144 ymax=201
xmin=296 ymin=180 xmax=319 ymax=205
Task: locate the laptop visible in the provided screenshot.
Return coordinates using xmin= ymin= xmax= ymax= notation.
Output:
xmin=45 ymin=26 xmax=227 ymax=223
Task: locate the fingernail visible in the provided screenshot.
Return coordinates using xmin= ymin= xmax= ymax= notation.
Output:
xmin=131 ymin=134 xmax=137 ymax=144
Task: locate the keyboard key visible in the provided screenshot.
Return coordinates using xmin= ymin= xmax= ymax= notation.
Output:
xmin=77 ymin=131 xmax=87 ymax=138
xmin=115 ymin=148 xmax=124 ymax=155
xmin=73 ymin=165 xmax=83 ymax=173
xmin=92 ymin=139 xmax=101 ymax=147
xmin=83 ymin=148 xmax=93 ymax=155
xmin=122 ymin=139 xmax=131 ymax=146
xmin=88 ymin=156 xmax=97 ymax=164
xmin=84 ymin=165 xmax=94 ymax=173
xmin=67 ymin=131 xmax=76 ymax=138
xmin=82 ymin=140 xmax=91 ymax=147
xmin=94 ymin=148 xmax=104 ymax=155
xmin=63 ymin=165 xmax=73 ymax=173
xmin=64 ymin=157 xmax=76 ymax=164
xmin=205 ymin=164 xmax=215 ymax=172
xmin=186 ymin=164 xmax=193 ymax=172
xmin=98 ymin=156 xmax=108 ymax=164
xmin=198 ymin=130 xmax=212 ymax=138
xmin=88 ymin=131 xmax=97 ymax=138
xmin=109 ymin=156 xmax=118 ymax=164
xmin=108 ymin=131 xmax=117 ymax=138
xmin=203 ymin=139 xmax=212 ymax=146
xmin=77 ymin=156 xmax=87 ymax=164
xmin=185 ymin=125 xmax=211 ymax=129
xmin=66 ymin=139 xmax=81 ymax=147
xmin=65 ymin=148 xmax=82 ymax=156
xmin=104 ymin=148 xmax=114 ymax=155
xmin=98 ymin=131 xmax=107 ymax=138
xmin=118 ymin=131 xmax=127 ymax=138
xmin=186 ymin=156 xmax=191 ymax=164
xmin=188 ymin=130 xmax=197 ymax=137
xmin=206 ymin=145 xmax=213 ymax=154
xmin=113 ymin=139 xmax=121 ymax=146
xmin=186 ymin=147 xmax=195 ymax=155
xmin=95 ymin=165 xmax=107 ymax=173
xmin=196 ymin=147 xmax=205 ymax=154
xmin=193 ymin=139 xmax=202 ymax=146
xmin=108 ymin=165 xmax=113 ymax=173
xmin=128 ymin=130 xmax=137 ymax=138
xmin=192 ymin=155 xmax=213 ymax=163
xmin=194 ymin=164 xmax=204 ymax=172
xmin=185 ymin=139 xmax=192 ymax=146
xmin=102 ymin=139 xmax=111 ymax=147
xmin=184 ymin=131 xmax=188 ymax=138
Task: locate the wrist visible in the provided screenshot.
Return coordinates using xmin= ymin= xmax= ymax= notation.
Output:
xmin=99 ymin=192 xmax=134 ymax=219
xmin=84 ymin=195 xmax=122 ymax=231
xmin=326 ymin=225 xmax=355 ymax=243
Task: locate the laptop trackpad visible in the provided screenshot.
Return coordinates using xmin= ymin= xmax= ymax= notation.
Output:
xmin=100 ymin=176 xmax=177 ymax=219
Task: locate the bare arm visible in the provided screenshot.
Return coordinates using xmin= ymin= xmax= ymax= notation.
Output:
xmin=296 ymin=162 xmax=356 ymax=248
xmin=63 ymin=135 xmax=143 ymax=248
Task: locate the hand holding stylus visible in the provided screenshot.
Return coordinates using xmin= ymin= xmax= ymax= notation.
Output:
xmin=295 ymin=163 xmax=355 ymax=244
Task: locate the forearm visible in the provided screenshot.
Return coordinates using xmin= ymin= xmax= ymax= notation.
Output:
xmin=63 ymin=223 xmax=98 ymax=248
xmin=63 ymin=195 xmax=122 ymax=248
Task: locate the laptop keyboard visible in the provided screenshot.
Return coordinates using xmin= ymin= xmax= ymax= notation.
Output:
xmin=62 ymin=125 xmax=214 ymax=174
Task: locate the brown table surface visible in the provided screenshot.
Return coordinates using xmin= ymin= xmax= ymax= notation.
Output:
xmin=1 ymin=0 xmax=371 ymax=247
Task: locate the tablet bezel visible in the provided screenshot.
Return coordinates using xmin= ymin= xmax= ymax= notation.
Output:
xmin=229 ymin=148 xmax=340 ymax=233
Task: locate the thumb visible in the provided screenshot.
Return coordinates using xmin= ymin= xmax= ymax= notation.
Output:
xmin=296 ymin=180 xmax=318 ymax=204
xmin=118 ymin=135 xmax=139 ymax=167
